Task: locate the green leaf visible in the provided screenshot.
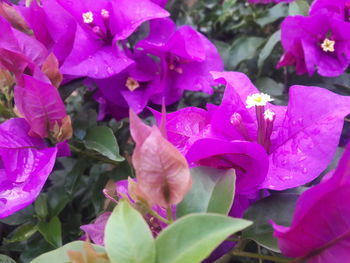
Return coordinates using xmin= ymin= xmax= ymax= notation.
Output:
xmin=177 ymin=167 xmax=236 ymax=218
xmin=34 ymin=194 xmax=48 ymax=220
xmin=258 ymin=30 xmax=281 ymax=69
xmin=155 ymin=213 xmax=252 ymax=263
xmin=4 ymin=223 xmax=38 ymax=243
xmin=288 ymin=0 xmax=309 ymax=16
xmin=0 ymin=255 xmax=16 ymax=263
xmin=84 ymin=126 xmax=124 ymax=162
xmin=29 ymin=241 xmax=105 ymax=263
xmin=228 ymin=37 xmax=264 ymax=68
xmin=105 ymin=200 xmax=156 ymax=263
xmin=256 ymin=4 xmax=288 ymax=27
xmin=37 ymin=217 xmax=62 ymax=248
xmin=242 ymin=190 xmax=305 ymax=252
xmin=0 ymin=205 xmax=34 ymax=225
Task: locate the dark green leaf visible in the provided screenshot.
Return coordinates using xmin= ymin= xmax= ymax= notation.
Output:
xmin=4 ymin=223 xmax=38 ymax=243
xmin=0 ymin=205 xmax=34 ymax=226
xmin=177 ymin=167 xmax=235 ymax=218
xmin=84 ymin=126 xmax=124 ymax=162
xmin=105 ymin=200 xmax=155 ymax=263
xmin=34 ymin=195 xmax=48 ymax=220
xmin=228 ymin=37 xmax=264 ymax=68
xmin=256 ymin=4 xmax=288 ymax=27
xmin=37 ymin=217 xmax=62 ymax=248
xmin=242 ymin=191 xmax=304 ymax=252
xmin=258 ymin=30 xmax=281 ymax=69
xmin=155 ymin=213 xmax=252 ymax=263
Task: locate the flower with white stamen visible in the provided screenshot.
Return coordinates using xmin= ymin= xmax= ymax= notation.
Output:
xmin=82 ymin=11 xmax=94 ymax=24
xmin=101 ymin=9 xmax=109 ymax=19
xmin=246 ymin=93 xmax=273 ymax=108
xmin=264 ymin=109 xmax=276 ymax=121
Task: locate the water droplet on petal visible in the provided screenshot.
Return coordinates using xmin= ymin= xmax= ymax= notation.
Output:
xmin=302 ymin=167 xmax=308 ymax=174
xmin=281 ymin=160 xmax=287 ymax=165
xmin=292 ymin=120 xmax=297 ymax=125
xmin=297 ymin=118 xmax=303 ymax=126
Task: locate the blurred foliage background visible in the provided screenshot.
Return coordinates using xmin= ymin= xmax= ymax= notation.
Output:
xmin=1 ymin=0 xmax=350 ymax=262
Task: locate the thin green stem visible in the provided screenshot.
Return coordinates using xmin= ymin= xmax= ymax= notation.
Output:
xmin=232 ymin=251 xmax=292 ymax=263
xmin=146 ymin=207 xmax=170 ymax=225
xmin=226 ymin=237 xmax=241 ymax=242
xmin=166 ymin=206 xmax=174 ymax=224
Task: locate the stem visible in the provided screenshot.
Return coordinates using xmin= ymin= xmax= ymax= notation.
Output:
xmin=166 ymin=206 xmax=174 ymax=224
xmin=258 ymin=246 xmax=263 ymax=263
xmin=232 ymin=251 xmax=292 ymax=263
xmin=69 ymin=144 xmax=120 ymax=166
xmin=146 ymin=207 xmax=170 ymax=225
xmin=226 ymin=236 xmax=241 ymax=242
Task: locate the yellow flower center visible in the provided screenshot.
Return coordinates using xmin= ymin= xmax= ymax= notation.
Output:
xmin=82 ymin=11 xmax=94 ymax=24
xmin=321 ymin=38 xmax=335 ymax=52
xmin=126 ymin=77 xmax=140 ymax=91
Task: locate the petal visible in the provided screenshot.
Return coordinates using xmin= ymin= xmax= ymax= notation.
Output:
xmin=262 ymin=85 xmax=350 ymax=190
xmin=186 ymin=138 xmax=269 ymax=194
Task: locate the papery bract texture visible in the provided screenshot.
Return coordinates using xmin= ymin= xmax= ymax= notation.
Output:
xmin=80 ymin=212 xmax=111 ymax=246
xmin=18 ymin=0 xmax=77 ymax=65
xmin=261 ymin=84 xmax=350 ymax=190
xmin=55 ymin=0 xmax=168 ymax=79
xmin=272 ymin=144 xmax=350 ymax=262
xmin=130 ymin=110 xmax=192 ymax=208
xmin=0 ymin=16 xmax=48 ymax=76
xmin=309 ymin=0 xmax=350 ymax=20
xmin=14 ymin=74 xmax=71 ymax=140
xmin=0 ymin=118 xmax=57 ymax=218
xmin=92 ymin=50 xmax=159 ymax=119
xmin=155 ymin=71 xmax=350 ymax=192
xmin=137 ymin=17 xmax=223 ymax=105
xmin=278 ymin=14 xmax=350 ymax=77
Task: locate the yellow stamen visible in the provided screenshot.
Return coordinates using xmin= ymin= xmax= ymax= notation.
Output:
xmin=82 ymin=11 xmax=94 ymax=24
xmin=126 ymin=77 xmax=140 ymax=91
xmin=321 ymin=38 xmax=335 ymax=52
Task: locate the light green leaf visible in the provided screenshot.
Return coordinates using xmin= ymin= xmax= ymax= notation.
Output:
xmin=29 ymin=241 xmax=105 ymax=263
xmin=177 ymin=167 xmax=235 ymax=218
xmin=37 ymin=216 xmax=62 ymax=248
xmin=0 ymin=255 xmax=16 ymax=263
xmin=84 ymin=126 xmax=124 ymax=162
xmin=228 ymin=37 xmax=264 ymax=68
xmin=105 ymin=200 xmax=155 ymax=263
xmin=155 ymin=213 xmax=252 ymax=263
xmin=289 ymin=0 xmax=309 ymax=16
xmin=242 ymin=190 xmax=305 ymax=252
xmin=258 ymin=30 xmax=281 ymax=69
